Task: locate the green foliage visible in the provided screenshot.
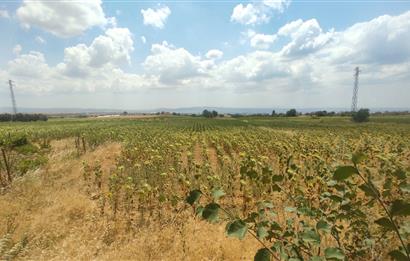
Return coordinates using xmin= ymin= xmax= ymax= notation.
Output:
xmin=202 ymin=203 xmax=220 ymax=222
xmin=324 ymin=248 xmax=345 ymax=260
xmin=332 ymin=166 xmax=358 ymax=181
xmin=226 ymin=220 xmax=247 ymax=239
xmin=352 ymin=108 xmax=370 ymax=123
xmin=286 ymin=109 xmax=297 ymax=117
xmin=254 ymin=248 xmax=271 ymax=261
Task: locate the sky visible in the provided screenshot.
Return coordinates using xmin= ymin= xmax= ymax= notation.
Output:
xmin=0 ymin=0 xmax=409 ymax=110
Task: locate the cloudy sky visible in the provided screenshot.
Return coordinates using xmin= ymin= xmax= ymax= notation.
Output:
xmin=0 ymin=0 xmax=409 ymax=110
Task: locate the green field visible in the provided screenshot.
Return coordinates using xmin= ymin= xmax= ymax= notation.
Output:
xmin=0 ymin=115 xmax=409 ymax=260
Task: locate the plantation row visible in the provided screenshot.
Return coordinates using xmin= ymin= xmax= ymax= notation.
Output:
xmin=0 ymin=116 xmax=409 ymax=260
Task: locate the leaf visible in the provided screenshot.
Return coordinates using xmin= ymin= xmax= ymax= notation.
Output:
xmin=399 ymin=182 xmax=410 ymax=193
xmin=388 ymin=250 xmax=408 ymax=261
xmin=316 ymin=220 xmax=331 ymax=233
xmin=226 ymin=219 xmax=247 ymax=240
xmin=390 ymin=200 xmax=410 ymax=217
xmin=254 ymin=248 xmax=271 ymax=261
xmin=257 ymin=224 xmax=268 ymax=240
xmin=202 ymin=203 xmax=220 ymax=222
xmin=272 ymin=175 xmax=284 ymax=182
xmin=211 ymin=188 xmax=225 ymax=201
xmin=333 ymin=166 xmax=358 ymax=181
xmin=352 ymin=152 xmax=365 ymax=165
xmin=186 ymin=190 xmax=201 ymax=206
xmin=195 ymin=206 xmax=204 ymax=216
xmin=324 ymin=247 xmax=345 ymax=260
xmin=359 ymin=184 xmax=379 ymax=198
xmin=393 ymin=169 xmax=407 ymax=180
xmin=301 ymin=230 xmax=321 ymax=245
xmin=375 ymin=217 xmax=395 ymax=231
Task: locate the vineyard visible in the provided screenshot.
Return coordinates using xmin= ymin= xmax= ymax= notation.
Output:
xmin=0 ymin=115 xmax=409 ymax=260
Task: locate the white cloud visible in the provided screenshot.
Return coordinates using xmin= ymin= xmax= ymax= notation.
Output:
xmin=141 ymin=36 xmax=147 ymax=44
xmin=141 ymin=6 xmax=171 ymax=29
xmin=0 ymin=9 xmax=10 ymax=19
xmin=58 ymin=27 xmax=134 ymax=77
xmin=13 ymin=45 xmax=22 ymax=56
xmin=205 ymin=49 xmax=223 ymax=60
xmin=35 ymin=36 xmax=46 ymax=44
xmin=243 ymin=30 xmax=277 ymax=49
xmin=278 ymin=18 xmax=334 ymax=57
xmin=143 ymin=41 xmax=207 ymax=84
xmin=324 ymin=11 xmax=410 ymax=64
xmin=231 ymin=0 xmax=291 ymax=25
xmin=263 ymin=0 xmax=291 ymax=13
xmin=1 ymin=10 xmax=410 ymax=109
xmin=231 ymin=4 xmax=268 ymax=25
xmin=16 ymin=0 xmax=107 ymax=37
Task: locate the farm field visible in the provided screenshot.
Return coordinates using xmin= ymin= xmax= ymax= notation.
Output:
xmin=0 ymin=115 xmax=409 ymax=260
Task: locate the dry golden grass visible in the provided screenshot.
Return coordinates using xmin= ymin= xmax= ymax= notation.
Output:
xmin=0 ymin=140 xmax=261 ymax=260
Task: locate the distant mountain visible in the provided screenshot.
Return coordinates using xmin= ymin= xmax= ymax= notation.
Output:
xmin=0 ymin=106 xmax=409 ymax=115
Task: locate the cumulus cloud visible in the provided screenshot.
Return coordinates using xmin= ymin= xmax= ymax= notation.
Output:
xmin=205 ymin=49 xmax=223 ymax=60
xmin=143 ymin=41 xmax=207 ymax=84
xmin=231 ymin=0 xmax=291 ymax=25
xmin=1 ymin=11 xmax=409 ymax=105
xmin=141 ymin=6 xmax=171 ymax=29
xmin=278 ymin=18 xmax=334 ymax=57
xmin=58 ymin=27 xmax=134 ymax=78
xmin=244 ymin=30 xmax=277 ymax=49
xmin=16 ymin=0 xmax=107 ymax=37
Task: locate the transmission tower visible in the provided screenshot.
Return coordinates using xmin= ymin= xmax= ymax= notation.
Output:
xmin=8 ymin=80 xmax=18 ymax=114
xmin=351 ymin=67 xmax=360 ymax=112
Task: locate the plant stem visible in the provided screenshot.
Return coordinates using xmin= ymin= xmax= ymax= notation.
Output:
xmin=355 ymin=165 xmax=410 ymax=260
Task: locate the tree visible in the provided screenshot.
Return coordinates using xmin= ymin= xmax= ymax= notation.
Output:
xmin=202 ymin=110 xmax=218 ymax=118
xmin=212 ymin=110 xmax=218 ymax=118
xmin=286 ymin=109 xmax=297 ymax=117
xmin=271 ymin=110 xmax=276 ymax=116
xmin=352 ymin=108 xmax=370 ymax=122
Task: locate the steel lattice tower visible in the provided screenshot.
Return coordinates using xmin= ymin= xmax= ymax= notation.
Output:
xmin=351 ymin=67 xmax=360 ymax=112
xmin=8 ymin=80 xmax=17 ymax=114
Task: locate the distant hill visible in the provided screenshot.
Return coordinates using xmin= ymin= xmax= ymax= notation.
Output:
xmin=0 ymin=106 xmax=409 ymax=115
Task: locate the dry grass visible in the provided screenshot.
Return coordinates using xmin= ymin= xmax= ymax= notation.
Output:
xmin=0 ymin=139 xmax=260 ymax=260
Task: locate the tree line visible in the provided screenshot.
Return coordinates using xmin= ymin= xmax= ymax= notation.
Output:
xmin=0 ymin=113 xmax=48 ymax=122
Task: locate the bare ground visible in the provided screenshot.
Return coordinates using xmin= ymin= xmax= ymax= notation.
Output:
xmin=0 ymin=140 xmax=260 ymax=261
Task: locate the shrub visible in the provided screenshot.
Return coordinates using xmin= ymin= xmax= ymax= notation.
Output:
xmin=352 ymin=108 xmax=370 ymax=122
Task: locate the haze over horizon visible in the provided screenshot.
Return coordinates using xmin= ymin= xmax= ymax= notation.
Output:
xmin=0 ymin=0 xmax=409 ymax=110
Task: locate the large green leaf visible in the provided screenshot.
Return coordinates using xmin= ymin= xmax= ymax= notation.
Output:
xmin=324 ymin=247 xmax=345 ymax=260
xmin=390 ymin=200 xmax=410 ymax=217
xmin=202 ymin=203 xmax=220 ymax=222
xmin=375 ymin=217 xmax=395 ymax=231
xmin=333 ymin=166 xmax=358 ymax=181
xmin=254 ymin=248 xmax=271 ymax=261
xmin=352 ymin=152 xmax=365 ymax=165
xmin=226 ymin=219 xmax=247 ymax=240
xmin=301 ymin=230 xmax=321 ymax=245
xmin=359 ymin=184 xmax=379 ymax=198
xmin=388 ymin=250 xmax=408 ymax=261
xmin=186 ymin=190 xmax=201 ymax=206
xmin=316 ymin=220 xmax=331 ymax=233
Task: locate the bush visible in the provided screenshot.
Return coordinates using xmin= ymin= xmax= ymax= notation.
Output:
xmin=286 ymin=109 xmax=297 ymax=117
xmin=352 ymin=109 xmax=370 ymax=122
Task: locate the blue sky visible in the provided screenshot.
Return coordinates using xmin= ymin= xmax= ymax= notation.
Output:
xmin=0 ymin=0 xmax=409 ymax=110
